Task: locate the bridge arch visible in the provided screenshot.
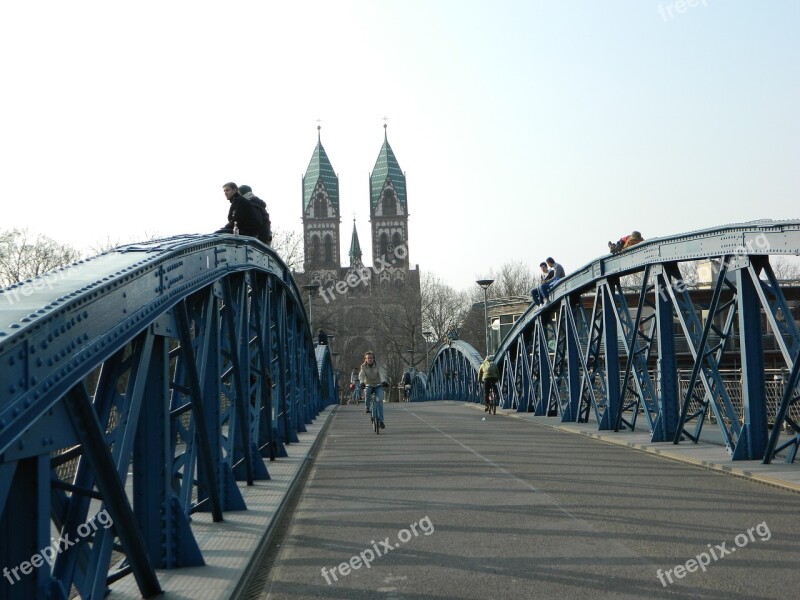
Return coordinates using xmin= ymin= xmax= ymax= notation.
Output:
xmin=414 ymin=220 xmax=800 ymax=466
xmin=0 ymin=234 xmax=335 ymax=598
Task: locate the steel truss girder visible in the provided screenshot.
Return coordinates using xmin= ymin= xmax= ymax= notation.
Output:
xmin=605 ymin=270 xmax=660 ymax=436
xmin=666 ymin=260 xmax=744 ymax=456
xmin=753 ymin=259 xmax=800 ymax=463
xmin=0 ymin=237 xmax=333 ymax=597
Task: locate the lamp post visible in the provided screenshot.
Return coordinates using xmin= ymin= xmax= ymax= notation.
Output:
xmin=302 ymin=283 xmax=319 ymax=332
xmin=423 ymin=330 xmax=433 ymax=372
xmin=476 ymin=279 xmax=495 ymax=358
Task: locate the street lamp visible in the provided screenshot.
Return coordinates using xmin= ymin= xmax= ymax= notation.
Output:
xmin=423 ymin=330 xmax=433 ymax=372
xmin=302 ymin=283 xmax=319 ymax=332
xmin=476 ymin=279 xmax=495 ymax=358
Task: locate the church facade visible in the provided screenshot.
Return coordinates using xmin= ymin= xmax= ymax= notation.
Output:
xmin=294 ymin=125 xmax=424 ymax=392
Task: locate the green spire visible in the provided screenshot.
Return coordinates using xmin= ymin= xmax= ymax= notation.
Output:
xmin=303 ymin=126 xmax=339 ymax=213
xmin=370 ymin=124 xmax=406 ymax=212
xmin=348 ymin=219 xmax=362 ymax=265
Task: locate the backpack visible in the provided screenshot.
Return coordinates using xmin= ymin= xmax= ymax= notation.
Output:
xmin=486 ymin=361 xmax=500 ymax=379
xmin=248 ymin=197 xmax=272 ymax=244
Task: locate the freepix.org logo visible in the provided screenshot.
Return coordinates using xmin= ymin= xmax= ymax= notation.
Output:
xmin=656 ymin=521 xmax=771 ymax=587
xmin=320 ymin=515 xmax=434 ymax=585
xmin=317 ymin=243 xmax=408 ymax=305
xmin=3 ymin=509 xmax=114 ymax=586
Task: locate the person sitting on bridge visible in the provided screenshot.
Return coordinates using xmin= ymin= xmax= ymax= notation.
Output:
xmin=446 ymin=324 xmax=459 ymax=347
xmin=359 ymin=351 xmax=389 ymax=428
xmin=317 ymin=329 xmax=328 ymax=346
xmin=530 ymin=261 xmax=550 ymax=304
xmin=478 ymin=355 xmax=500 ymax=412
xmin=608 ymin=230 xmax=644 ymax=254
xmin=532 ymin=258 xmax=565 ymax=306
xmin=238 ymin=184 xmax=272 ymax=245
xmin=217 ymin=182 xmax=261 ymax=239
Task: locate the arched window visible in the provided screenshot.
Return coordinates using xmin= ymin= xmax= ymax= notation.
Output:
xmin=324 ymin=234 xmax=334 ymax=266
xmin=310 ymin=236 xmax=320 ymax=266
xmin=391 ymin=233 xmax=404 ymax=263
xmin=314 ymin=194 xmax=326 ymax=218
xmin=382 ymin=188 xmax=396 ymax=216
xmin=379 ymin=233 xmax=389 ymax=260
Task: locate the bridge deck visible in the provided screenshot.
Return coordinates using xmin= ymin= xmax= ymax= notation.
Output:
xmin=106 ymin=402 xmax=799 ymax=599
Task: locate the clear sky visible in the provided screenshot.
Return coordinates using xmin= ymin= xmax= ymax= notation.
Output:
xmin=1 ymin=1 xmax=798 ymax=292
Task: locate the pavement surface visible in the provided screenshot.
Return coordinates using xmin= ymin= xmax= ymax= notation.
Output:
xmin=258 ymin=402 xmax=800 ymax=600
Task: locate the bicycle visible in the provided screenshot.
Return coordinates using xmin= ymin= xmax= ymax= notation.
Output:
xmin=487 ymin=385 xmax=497 ymax=416
xmin=403 ymin=384 xmax=412 ymax=402
xmin=363 ymin=385 xmax=385 ymax=434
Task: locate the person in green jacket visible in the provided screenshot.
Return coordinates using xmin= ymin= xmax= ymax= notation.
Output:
xmin=478 ymin=355 xmax=500 ymax=412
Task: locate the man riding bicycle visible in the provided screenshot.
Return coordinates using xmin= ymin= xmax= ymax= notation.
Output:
xmin=478 ymin=355 xmax=500 ymax=412
xmin=359 ymin=351 xmax=389 ymax=429
xmin=401 ymin=368 xmax=413 ymax=402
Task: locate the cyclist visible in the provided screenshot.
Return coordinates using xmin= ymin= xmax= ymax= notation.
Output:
xmin=349 ymin=368 xmax=360 ymax=404
xmin=478 ymin=355 xmax=500 ymax=412
xmin=401 ymin=368 xmax=413 ymax=402
xmin=359 ymin=351 xmax=389 ymax=429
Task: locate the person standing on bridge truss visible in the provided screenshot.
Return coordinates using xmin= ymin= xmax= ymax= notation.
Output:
xmin=359 ymin=351 xmax=389 ymax=428
xmin=217 ymin=182 xmax=261 ymax=240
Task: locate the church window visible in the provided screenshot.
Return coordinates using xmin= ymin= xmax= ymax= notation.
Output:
xmin=314 ymin=194 xmax=326 ymax=218
xmin=311 ymin=235 xmax=320 ymax=266
xmin=391 ymin=232 xmax=404 ymax=262
xmin=379 ymin=232 xmax=389 ymax=259
xmin=382 ymin=188 xmax=396 ymax=216
xmin=324 ymin=234 xmax=334 ymax=266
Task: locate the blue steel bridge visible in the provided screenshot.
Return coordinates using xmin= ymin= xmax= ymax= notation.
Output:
xmin=1 ymin=220 xmax=800 ymax=598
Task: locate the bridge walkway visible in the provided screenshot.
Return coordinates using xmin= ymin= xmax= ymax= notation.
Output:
xmin=256 ymin=402 xmax=800 ymax=600
xmin=70 ymin=401 xmax=800 ymax=599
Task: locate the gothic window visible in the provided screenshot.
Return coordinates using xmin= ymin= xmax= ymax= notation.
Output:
xmin=382 ymin=188 xmax=396 ymax=216
xmin=314 ymin=194 xmax=326 ymax=218
xmin=311 ymin=235 xmax=320 ymax=266
xmin=324 ymin=234 xmax=334 ymax=266
xmin=378 ymin=233 xmax=389 ymax=260
xmin=391 ymin=232 xmax=404 ymax=262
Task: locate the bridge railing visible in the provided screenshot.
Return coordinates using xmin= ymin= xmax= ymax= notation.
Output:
xmin=414 ymin=220 xmax=800 ymax=466
xmin=0 ymin=234 xmax=335 ymax=599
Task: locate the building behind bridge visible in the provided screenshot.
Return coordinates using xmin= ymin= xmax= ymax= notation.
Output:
xmin=293 ymin=126 xmax=424 ymax=396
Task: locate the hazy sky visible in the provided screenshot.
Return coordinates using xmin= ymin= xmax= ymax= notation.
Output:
xmin=1 ymin=1 xmax=798 ymax=291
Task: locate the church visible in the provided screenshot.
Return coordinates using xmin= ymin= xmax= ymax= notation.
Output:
xmin=294 ymin=125 xmax=424 ymax=392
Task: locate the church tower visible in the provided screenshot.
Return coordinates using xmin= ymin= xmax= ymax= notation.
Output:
xmin=302 ymin=126 xmax=341 ymax=281
xmin=369 ymin=124 xmax=409 ymax=283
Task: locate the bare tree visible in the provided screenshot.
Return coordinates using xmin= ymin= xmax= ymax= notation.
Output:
xmin=420 ymin=272 xmax=469 ymax=342
xmin=771 ymin=257 xmax=800 ymax=280
xmin=485 ymin=260 xmax=536 ymax=299
xmin=88 ymin=231 xmax=162 ymax=255
xmin=0 ymin=228 xmax=80 ymax=287
xmin=271 ymin=228 xmax=303 ymax=271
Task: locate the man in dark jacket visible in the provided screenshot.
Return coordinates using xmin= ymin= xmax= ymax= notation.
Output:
xmin=239 ymin=184 xmax=272 ymax=245
xmin=218 ymin=182 xmax=260 ymax=238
